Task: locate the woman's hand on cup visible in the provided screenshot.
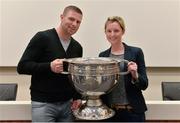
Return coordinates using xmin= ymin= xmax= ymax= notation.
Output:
xmin=128 ymin=61 xmax=139 ymax=80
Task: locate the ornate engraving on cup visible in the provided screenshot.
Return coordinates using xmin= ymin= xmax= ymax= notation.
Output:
xmin=63 ymin=57 xmax=128 ymax=120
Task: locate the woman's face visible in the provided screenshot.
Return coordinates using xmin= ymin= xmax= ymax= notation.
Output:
xmin=105 ymin=21 xmax=124 ymax=45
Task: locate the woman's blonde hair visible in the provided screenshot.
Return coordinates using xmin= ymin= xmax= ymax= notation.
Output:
xmin=104 ymin=16 xmax=125 ymax=33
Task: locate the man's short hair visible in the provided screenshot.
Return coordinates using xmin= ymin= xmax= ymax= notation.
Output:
xmin=63 ymin=5 xmax=83 ymax=15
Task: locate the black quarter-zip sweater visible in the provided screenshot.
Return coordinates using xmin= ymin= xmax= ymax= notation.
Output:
xmin=17 ymin=28 xmax=83 ymax=102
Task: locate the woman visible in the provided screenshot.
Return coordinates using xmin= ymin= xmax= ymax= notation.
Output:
xmin=99 ymin=16 xmax=148 ymax=122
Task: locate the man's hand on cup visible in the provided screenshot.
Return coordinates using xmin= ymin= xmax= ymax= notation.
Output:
xmin=50 ymin=59 xmax=64 ymax=73
xmin=71 ymin=99 xmax=82 ymax=111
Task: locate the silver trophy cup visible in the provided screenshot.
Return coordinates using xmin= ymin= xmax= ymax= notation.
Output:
xmin=63 ymin=57 xmax=129 ymax=120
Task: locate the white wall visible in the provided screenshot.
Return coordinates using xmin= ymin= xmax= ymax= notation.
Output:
xmin=1 ymin=101 xmax=180 ymax=120
xmin=0 ymin=0 xmax=180 ymax=67
xmin=144 ymin=68 xmax=180 ymax=100
xmin=0 ymin=67 xmax=31 ymax=100
xmin=0 ymin=0 xmax=180 ymax=100
xmin=0 ymin=67 xmax=180 ymax=101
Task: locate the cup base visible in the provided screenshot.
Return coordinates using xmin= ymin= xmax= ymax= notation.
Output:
xmin=73 ymin=103 xmax=115 ymax=120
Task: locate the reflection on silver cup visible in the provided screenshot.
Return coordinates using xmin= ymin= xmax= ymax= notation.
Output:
xmin=63 ymin=57 xmax=129 ymax=120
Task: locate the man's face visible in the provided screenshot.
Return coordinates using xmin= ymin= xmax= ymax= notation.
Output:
xmin=61 ymin=10 xmax=82 ymax=36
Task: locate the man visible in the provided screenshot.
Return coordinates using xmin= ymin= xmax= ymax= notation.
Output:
xmin=17 ymin=5 xmax=83 ymax=122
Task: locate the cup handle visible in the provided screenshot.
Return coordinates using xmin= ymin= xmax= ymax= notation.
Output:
xmin=61 ymin=59 xmax=70 ymax=74
xmin=117 ymin=59 xmax=129 ymax=75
